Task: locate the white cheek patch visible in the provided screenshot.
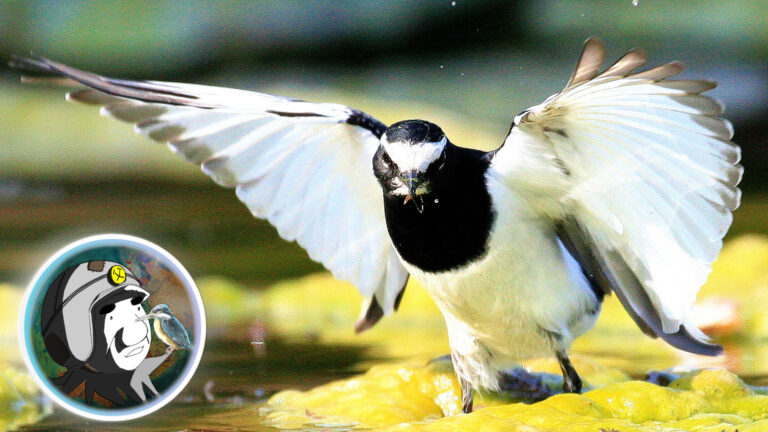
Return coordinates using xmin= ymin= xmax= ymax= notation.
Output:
xmin=381 ymin=136 xmax=446 ymax=173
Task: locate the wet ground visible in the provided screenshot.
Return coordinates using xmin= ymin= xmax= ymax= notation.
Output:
xmin=2 ymin=179 xmax=768 ymax=431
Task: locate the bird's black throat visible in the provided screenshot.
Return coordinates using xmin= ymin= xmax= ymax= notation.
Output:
xmin=379 ymin=144 xmax=495 ymax=273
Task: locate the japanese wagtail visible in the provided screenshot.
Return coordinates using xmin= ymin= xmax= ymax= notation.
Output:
xmin=12 ymin=38 xmax=741 ymax=412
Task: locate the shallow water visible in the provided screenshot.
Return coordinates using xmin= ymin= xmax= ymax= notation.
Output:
xmin=19 ymin=334 xmax=368 ymax=431
xmin=3 ymin=180 xmax=768 ymax=431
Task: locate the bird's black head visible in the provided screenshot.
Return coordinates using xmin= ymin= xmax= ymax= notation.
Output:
xmin=373 ymin=120 xmax=449 ymax=212
xmin=384 ymin=119 xmax=445 ymax=144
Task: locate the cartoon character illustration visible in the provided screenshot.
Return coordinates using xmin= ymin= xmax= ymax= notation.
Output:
xmin=136 ymin=304 xmax=192 ymax=351
xmin=40 ymin=260 xmax=186 ymax=406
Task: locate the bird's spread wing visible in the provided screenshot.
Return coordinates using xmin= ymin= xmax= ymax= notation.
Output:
xmin=490 ymin=38 xmax=741 ymax=355
xmin=13 ymin=56 xmax=409 ymax=326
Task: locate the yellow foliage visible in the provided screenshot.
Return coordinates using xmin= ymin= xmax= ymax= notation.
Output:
xmin=0 ymin=285 xmax=23 ymax=365
xmin=247 ymin=234 xmax=768 ymax=431
xmin=263 ymin=363 xmax=768 ymax=431
xmin=703 ymin=235 xmax=768 ymax=297
xmin=262 ymin=362 xmax=464 ymax=429
xmin=197 ymin=275 xmax=261 ymax=327
xmin=0 ymin=365 xmax=51 ymax=431
xmin=4 ymin=234 xmax=767 ymax=430
xmin=257 ymin=274 xmax=450 ymax=361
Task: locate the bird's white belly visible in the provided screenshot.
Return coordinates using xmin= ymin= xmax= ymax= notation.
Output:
xmin=402 ymin=176 xmax=599 ymax=388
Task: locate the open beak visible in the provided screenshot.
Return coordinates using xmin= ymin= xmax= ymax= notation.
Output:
xmin=401 ymin=172 xmax=423 ymax=205
xmin=400 ymin=171 xmax=427 ymax=213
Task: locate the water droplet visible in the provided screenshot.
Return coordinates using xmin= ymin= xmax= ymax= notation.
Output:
xmin=440 ymin=65 xmax=444 ymax=69
xmin=632 ymin=0 xmax=639 ymax=5
xmin=460 ymin=72 xmax=465 ymax=76
xmin=451 ymin=1 xmax=456 ymax=6
xmin=434 ymin=199 xmax=440 ymax=204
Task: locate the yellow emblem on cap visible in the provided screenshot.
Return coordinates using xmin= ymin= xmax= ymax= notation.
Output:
xmin=108 ymin=265 xmax=127 ymax=285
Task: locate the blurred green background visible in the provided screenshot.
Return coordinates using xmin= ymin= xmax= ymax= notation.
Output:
xmin=1 ymin=2 xmax=767 ymax=430
xmin=1 ymin=0 xmax=766 ymax=286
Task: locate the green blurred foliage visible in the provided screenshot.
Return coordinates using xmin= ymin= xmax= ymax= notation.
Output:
xmin=0 ymin=4 xmax=765 ymax=430
xmin=0 ymin=0 xmax=766 ymax=284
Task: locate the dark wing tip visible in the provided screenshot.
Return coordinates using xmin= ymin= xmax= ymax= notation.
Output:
xmin=598 ymin=48 xmax=648 ymax=78
xmin=557 ymin=218 xmax=723 ymax=357
xmin=9 ymin=55 xmax=213 ymax=108
xmin=355 ymin=274 xmax=409 ymax=333
xmin=582 ymin=37 xmax=604 ymax=51
xmin=658 ymin=325 xmax=723 ymax=357
xmin=8 ymin=54 xmax=52 ymax=74
xmin=346 ymin=109 xmax=387 ymax=139
xmin=354 ymin=296 xmax=384 ymax=334
xmin=565 ymin=37 xmax=607 ymax=88
xmin=633 ymin=61 xmax=686 ymax=81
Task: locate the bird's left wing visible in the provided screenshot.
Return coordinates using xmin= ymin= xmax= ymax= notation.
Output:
xmin=161 ymin=318 xmax=192 ymax=349
xmin=489 ymin=39 xmax=741 ymax=354
xmin=12 ymin=56 xmax=409 ymax=329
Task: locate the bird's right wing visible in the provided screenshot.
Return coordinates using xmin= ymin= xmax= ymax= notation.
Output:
xmin=490 ymin=39 xmax=741 ymax=355
xmin=12 ymin=56 xmax=409 ymax=329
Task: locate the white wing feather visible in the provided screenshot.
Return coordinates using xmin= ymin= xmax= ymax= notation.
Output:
xmin=492 ymin=39 xmax=741 ymax=340
xmin=18 ymin=57 xmax=408 ymax=316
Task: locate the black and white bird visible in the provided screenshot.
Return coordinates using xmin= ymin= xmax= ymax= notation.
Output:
xmin=12 ymin=38 xmax=741 ymax=413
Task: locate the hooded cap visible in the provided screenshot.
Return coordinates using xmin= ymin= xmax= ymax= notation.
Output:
xmin=45 ymin=260 xmax=148 ymax=363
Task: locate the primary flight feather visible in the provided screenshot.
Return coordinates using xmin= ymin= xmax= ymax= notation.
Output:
xmin=12 ymin=38 xmax=741 ymax=413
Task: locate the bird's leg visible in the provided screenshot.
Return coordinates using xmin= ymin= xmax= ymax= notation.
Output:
xmin=425 ymin=353 xmax=474 ymax=412
xmin=460 ymin=377 xmax=474 ymax=414
xmin=439 ymin=352 xmax=474 ymax=413
xmin=555 ymin=350 xmax=582 ymax=393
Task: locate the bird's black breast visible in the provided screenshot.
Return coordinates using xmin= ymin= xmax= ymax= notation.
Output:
xmin=383 ymin=147 xmax=495 ymax=273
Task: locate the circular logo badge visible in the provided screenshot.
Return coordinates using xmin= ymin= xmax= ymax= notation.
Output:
xmin=108 ymin=265 xmax=127 ymax=285
xmin=19 ymin=234 xmax=206 ymax=421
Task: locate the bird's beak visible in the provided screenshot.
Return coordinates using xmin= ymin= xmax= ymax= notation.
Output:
xmin=401 ymin=171 xmax=423 ymax=205
xmin=135 ymin=313 xmax=155 ymax=322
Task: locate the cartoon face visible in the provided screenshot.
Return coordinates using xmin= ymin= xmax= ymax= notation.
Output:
xmin=100 ymin=294 xmax=151 ymax=371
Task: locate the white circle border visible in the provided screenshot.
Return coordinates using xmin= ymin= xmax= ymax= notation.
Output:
xmin=18 ymin=233 xmax=206 ymax=422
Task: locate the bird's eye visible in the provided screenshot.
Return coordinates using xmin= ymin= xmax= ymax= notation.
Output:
xmin=382 ymin=152 xmax=393 ymax=166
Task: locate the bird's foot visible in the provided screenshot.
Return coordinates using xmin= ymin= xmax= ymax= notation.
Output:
xmin=497 ymin=368 xmax=560 ymax=402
